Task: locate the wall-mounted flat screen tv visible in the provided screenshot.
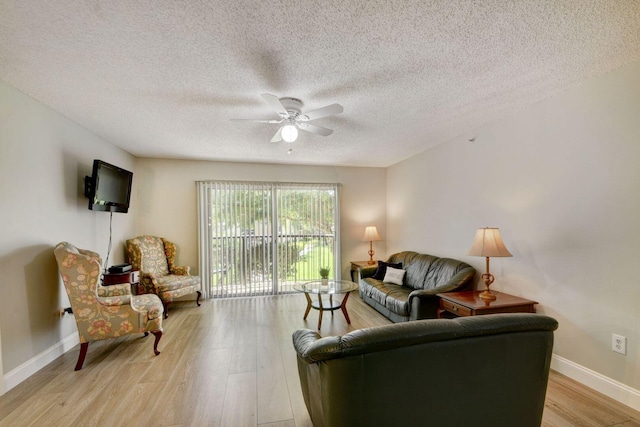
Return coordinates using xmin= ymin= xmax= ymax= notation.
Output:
xmin=84 ymin=160 xmax=133 ymax=213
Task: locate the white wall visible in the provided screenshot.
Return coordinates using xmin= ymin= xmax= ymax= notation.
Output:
xmin=387 ymin=60 xmax=640 ymax=392
xmin=0 ymin=81 xmax=136 ymax=388
xmin=134 ymin=158 xmax=386 ymax=281
xmin=4 ymin=57 xmax=639 ymax=409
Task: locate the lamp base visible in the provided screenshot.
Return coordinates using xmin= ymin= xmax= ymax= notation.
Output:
xmin=479 ymin=271 xmax=497 ymax=301
xmin=367 ymin=247 xmax=375 ymax=265
xmin=479 ymin=289 xmax=497 ymax=301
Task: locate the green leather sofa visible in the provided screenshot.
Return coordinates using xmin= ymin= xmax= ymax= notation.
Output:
xmin=358 ymin=251 xmax=475 ymax=322
xmin=293 ymin=313 xmax=558 ymax=427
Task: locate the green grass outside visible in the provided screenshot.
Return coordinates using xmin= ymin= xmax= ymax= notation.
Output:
xmin=289 ymin=244 xmax=334 ymax=281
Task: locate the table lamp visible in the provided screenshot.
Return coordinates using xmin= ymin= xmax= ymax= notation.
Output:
xmin=362 ymin=226 xmax=382 ymax=265
xmin=467 ymin=227 xmax=512 ymax=301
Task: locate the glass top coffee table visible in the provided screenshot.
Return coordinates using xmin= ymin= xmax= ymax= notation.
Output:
xmin=293 ymin=280 xmax=359 ymax=330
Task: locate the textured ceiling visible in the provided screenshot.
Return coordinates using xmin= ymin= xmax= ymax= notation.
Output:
xmin=1 ymin=1 xmax=639 ymax=167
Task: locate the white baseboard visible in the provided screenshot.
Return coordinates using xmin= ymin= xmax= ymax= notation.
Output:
xmin=2 ymin=333 xmax=79 ymax=395
xmin=551 ymin=354 xmax=640 ymax=412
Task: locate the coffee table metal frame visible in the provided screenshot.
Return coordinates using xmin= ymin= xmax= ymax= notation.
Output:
xmin=294 ymin=280 xmax=358 ymax=330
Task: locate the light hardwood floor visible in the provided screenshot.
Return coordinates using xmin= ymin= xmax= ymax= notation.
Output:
xmin=1 ymin=293 xmax=639 ymax=426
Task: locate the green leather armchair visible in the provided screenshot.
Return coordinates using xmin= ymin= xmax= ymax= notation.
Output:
xmin=293 ymin=313 xmax=558 ymax=427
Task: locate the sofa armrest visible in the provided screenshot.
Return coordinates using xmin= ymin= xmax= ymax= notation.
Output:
xmin=406 ymin=289 xmax=441 ymax=319
xmin=358 ymin=265 xmax=377 ymax=280
xmin=407 ymin=267 xmax=475 ymax=319
xmin=408 ymin=288 xmax=439 ymax=299
xmin=438 ymin=266 xmax=475 ymax=293
xmin=293 ymin=329 xmax=342 ymax=364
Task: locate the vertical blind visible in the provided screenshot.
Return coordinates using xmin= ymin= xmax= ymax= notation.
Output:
xmin=197 ymin=181 xmax=340 ymax=298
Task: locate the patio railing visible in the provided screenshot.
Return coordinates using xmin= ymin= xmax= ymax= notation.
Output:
xmin=209 ymin=233 xmax=335 ymax=297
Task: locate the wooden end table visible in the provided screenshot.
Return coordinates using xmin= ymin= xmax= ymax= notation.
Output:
xmin=102 ymin=270 xmax=140 ymax=295
xmin=436 ymin=290 xmax=537 ymax=318
xmin=349 ymin=260 xmax=377 ymax=282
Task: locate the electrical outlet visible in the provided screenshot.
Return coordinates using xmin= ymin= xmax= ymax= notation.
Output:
xmin=612 ymin=334 xmax=626 ymax=355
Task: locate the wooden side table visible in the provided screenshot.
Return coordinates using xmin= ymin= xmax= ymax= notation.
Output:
xmin=436 ymin=290 xmax=537 ymax=318
xmin=349 ymin=260 xmax=377 ymax=282
xmin=102 ymin=270 xmax=140 ymax=295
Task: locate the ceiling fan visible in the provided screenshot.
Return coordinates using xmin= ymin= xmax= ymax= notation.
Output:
xmin=232 ymin=94 xmax=343 ymax=143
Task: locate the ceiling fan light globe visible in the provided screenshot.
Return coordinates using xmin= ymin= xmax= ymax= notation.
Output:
xmin=282 ymin=125 xmax=298 ymax=143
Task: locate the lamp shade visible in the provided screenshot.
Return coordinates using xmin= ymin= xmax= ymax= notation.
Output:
xmin=362 ymin=226 xmax=382 ymax=242
xmin=467 ymin=227 xmax=512 ymax=258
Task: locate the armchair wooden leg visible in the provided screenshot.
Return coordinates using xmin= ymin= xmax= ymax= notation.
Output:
xmin=151 ymin=330 xmax=162 ymax=355
xmin=163 ymin=301 xmax=170 ymax=319
xmin=196 ymin=291 xmax=202 ymax=307
xmin=75 ymin=342 xmax=89 ymax=371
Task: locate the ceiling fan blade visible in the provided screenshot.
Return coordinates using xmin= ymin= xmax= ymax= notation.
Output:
xmin=298 ymin=103 xmax=343 ymax=121
xmin=297 ymin=122 xmax=333 ymax=136
xmin=230 ymin=118 xmax=283 ymax=124
xmin=270 ymin=127 xmax=283 ymax=142
xmin=261 ymin=93 xmax=288 ymax=117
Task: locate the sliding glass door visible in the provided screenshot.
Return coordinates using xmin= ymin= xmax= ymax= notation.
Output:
xmin=197 ymin=181 xmax=339 ymax=298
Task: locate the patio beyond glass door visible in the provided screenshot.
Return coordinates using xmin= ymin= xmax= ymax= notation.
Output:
xmin=197 ymin=181 xmax=340 ymax=298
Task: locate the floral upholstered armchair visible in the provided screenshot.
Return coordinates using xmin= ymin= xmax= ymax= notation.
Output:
xmin=54 ymin=242 xmax=163 ymax=370
xmin=126 ymin=235 xmax=202 ymax=318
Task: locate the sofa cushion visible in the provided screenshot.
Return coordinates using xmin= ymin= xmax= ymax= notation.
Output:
xmin=360 ymin=278 xmax=411 ymax=316
xmin=425 ymin=257 xmax=473 ymax=290
xmin=383 ymin=267 xmax=406 ymax=285
xmin=363 ymin=280 xmax=391 ymax=306
xmin=361 ymin=279 xmax=392 ymax=303
xmin=372 ymin=261 xmax=402 ymax=280
xmin=385 ymin=287 xmax=411 ymax=315
xmin=389 ymin=252 xmax=439 ymax=290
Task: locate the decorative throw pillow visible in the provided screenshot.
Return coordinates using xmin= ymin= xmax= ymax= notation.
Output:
xmin=383 ymin=266 xmax=406 ymax=286
xmin=372 ymin=261 xmax=403 ymax=280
